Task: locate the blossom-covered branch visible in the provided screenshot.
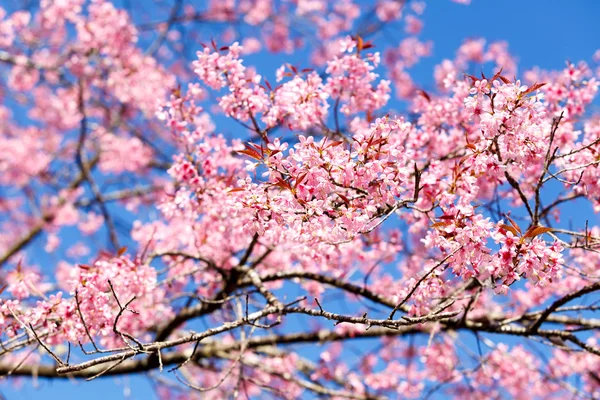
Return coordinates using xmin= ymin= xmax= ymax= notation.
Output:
xmin=1 ymin=0 xmax=600 ymax=399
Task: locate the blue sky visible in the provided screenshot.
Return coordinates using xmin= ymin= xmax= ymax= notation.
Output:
xmin=423 ymin=1 xmax=600 ymax=71
xmin=2 ymin=1 xmax=600 ymax=399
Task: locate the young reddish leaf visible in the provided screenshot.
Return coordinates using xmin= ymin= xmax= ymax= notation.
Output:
xmin=505 ymin=215 xmax=522 ymax=234
xmin=491 ymin=67 xmax=504 ymax=83
xmin=431 ymin=221 xmax=452 ymax=229
xmin=362 ymin=40 xmax=375 ymax=50
xmin=370 ymin=137 xmax=387 ymax=147
xmin=294 ymin=172 xmax=308 ymax=189
xmin=438 ymin=214 xmax=456 ymax=221
xmin=117 ymin=246 xmax=128 ymax=257
xmin=499 ymin=75 xmax=511 ymax=84
xmin=500 ymin=224 xmax=520 ymax=237
xmin=228 ymin=188 xmax=246 ymax=193
xmin=523 ymin=82 xmax=547 ymax=95
xmin=356 ymin=35 xmax=364 ymax=53
xmin=417 ymin=89 xmax=431 ymax=102
xmin=524 ymin=226 xmax=554 ymax=239
xmin=464 ymin=73 xmax=479 ymax=83
xmin=237 ymin=148 xmax=263 ymax=160
xmin=247 ymin=142 xmax=264 ymax=152
xmin=325 ymin=140 xmax=345 ymax=149
xmin=336 ymin=192 xmax=351 ymax=206
xmin=274 ymin=178 xmax=293 ymax=191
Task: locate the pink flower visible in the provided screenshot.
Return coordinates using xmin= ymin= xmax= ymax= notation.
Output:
xmin=376 ymin=1 xmax=403 ymax=22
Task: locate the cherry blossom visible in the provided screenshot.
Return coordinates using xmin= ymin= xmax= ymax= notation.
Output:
xmin=0 ymin=1 xmax=599 ymax=399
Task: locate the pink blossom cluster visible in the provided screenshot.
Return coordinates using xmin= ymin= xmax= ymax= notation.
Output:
xmin=0 ymin=8 xmax=31 ymax=47
xmin=1 ymin=256 xmax=170 ymax=348
xmin=325 ymin=41 xmax=391 ymax=115
xmin=0 ymin=126 xmax=57 ymax=187
xmin=98 ymin=130 xmax=152 ymax=174
xmin=194 ymin=42 xmax=270 ymax=121
xmin=265 ymin=70 xmax=329 ymax=130
xmin=1 ymin=1 xmax=600 ymax=398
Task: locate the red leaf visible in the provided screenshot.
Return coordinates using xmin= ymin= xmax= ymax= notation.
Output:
xmin=246 ymin=142 xmax=264 ymax=152
xmin=464 ymin=73 xmax=479 ymax=83
xmin=274 ymin=178 xmax=292 ymax=191
xmin=294 ymin=173 xmax=308 ymax=189
xmin=524 ymin=226 xmax=554 ymax=239
xmin=491 ymin=67 xmax=504 ymax=83
xmin=336 ymin=192 xmax=351 ymax=206
xmin=362 ymin=41 xmax=375 ymax=50
xmin=237 ymin=148 xmax=262 ymax=160
xmin=356 ymin=35 xmax=364 ymax=53
xmin=505 ymin=215 xmax=522 ymax=234
xmin=438 ymin=215 xmax=456 ymax=221
xmin=500 ymin=224 xmax=520 ymax=237
xmin=417 ymin=89 xmax=431 ymax=102
xmin=370 ymin=137 xmax=387 ymax=147
xmin=325 ymin=140 xmax=345 ymax=149
xmin=523 ymin=82 xmax=547 ymax=95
